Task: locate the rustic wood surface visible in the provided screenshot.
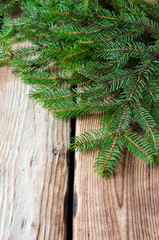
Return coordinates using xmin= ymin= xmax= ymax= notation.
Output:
xmin=73 ymin=113 xmax=159 ymax=240
xmin=1 ymin=2 xmax=159 ymax=239
xmin=0 ymin=64 xmax=70 ymax=240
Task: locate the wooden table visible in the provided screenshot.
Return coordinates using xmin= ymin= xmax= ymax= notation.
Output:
xmin=0 ymin=61 xmax=159 ymax=240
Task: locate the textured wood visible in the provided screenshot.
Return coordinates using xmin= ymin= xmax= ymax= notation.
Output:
xmin=73 ymin=113 xmax=159 ymax=240
xmin=0 ymin=64 xmax=70 ymax=239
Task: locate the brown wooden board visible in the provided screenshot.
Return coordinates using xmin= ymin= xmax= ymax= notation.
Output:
xmin=0 ymin=63 xmax=70 ymax=240
xmin=73 ymin=113 xmax=159 ymax=240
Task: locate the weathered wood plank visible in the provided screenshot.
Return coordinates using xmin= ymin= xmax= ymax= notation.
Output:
xmin=73 ymin=113 xmax=159 ymax=240
xmin=0 ymin=64 xmax=70 ymax=239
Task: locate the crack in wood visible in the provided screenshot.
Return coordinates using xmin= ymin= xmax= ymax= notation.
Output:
xmin=67 ymin=118 xmax=76 ymax=240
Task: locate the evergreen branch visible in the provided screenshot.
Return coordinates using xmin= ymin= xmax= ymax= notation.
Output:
xmin=32 ymin=79 xmax=62 ymax=97
xmin=23 ymin=6 xmax=36 ymax=16
xmin=117 ymin=105 xmax=128 ymax=132
xmin=123 ymin=133 xmax=153 ymax=163
xmin=58 ymin=22 xmax=119 ymax=35
xmin=0 ymin=27 xmax=14 ymax=39
xmin=109 ymin=73 xmax=134 ymax=84
xmin=98 ymin=105 xmax=129 ymax=173
xmin=34 ymin=83 xmax=106 ymax=100
xmin=102 ymin=134 xmax=118 ymax=172
xmin=21 ymin=30 xmax=40 ymax=45
xmin=114 ymin=52 xmax=129 ymax=65
xmin=134 ymin=0 xmax=159 ymax=21
xmin=51 ymin=100 xmax=123 ymax=118
xmin=37 ymin=91 xmax=74 ymax=102
xmin=124 ymin=135 xmax=148 ymax=157
xmin=145 ymin=81 xmax=159 ymax=113
xmin=47 ymin=49 xmax=61 ymax=52
xmin=17 ymin=56 xmax=52 ymax=67
xmin=50 ymin=11 xmax=116 ymax=20
xmin=1 ymin=46 xmax=46 ymax=61
xmin=4 ymin=21 xmax=27 ymax=26
xmin=72 ymin=130 xmax=116 ymax=151
xmin=102 ymin=48 xmax=155 ymax=54
xmin=115 ymin=0 xmax=159 ymax=32
xmin=53 ymin=104 xmax=85 ymax=114
xmin=88 ymin=101 xmax=124 ymax=109
xmin=13 ymin=48 xmax=41 ymax=57
xmin=87 ymin=90 xmax=107 ymax=101
xmin=25 ymin=76 xmax=72 ymax=83
xmin=77 ymin=69 xmax=106 ymax=82
xmin=127 ymin=55 xmax=156 ymax=102
xmin=128 ymin=75 xmax=141 ymax=101
xmin=70 ymin=17 xmax=97 ymax=26
xmin=133 ymin=104 xmax=158 ymax=153
xmin=50 ymin=11 xmax=158 ymax=32
xmin=94 ymin=141 xmax=122 ymax=176
xmin=90 ymin=0 xmax=99 ymax=13
xmin=30 ymin=23 xmax=54 ymax=33
xmin=0 ymin=43 xmax=12 ymax=55
xmin=106 ymin=112 xmax=118 ymax=127
xmin=65 ymin=48 xmax=91 ymax=61
xmin=79 ymin=30 xmax=139 ymax=44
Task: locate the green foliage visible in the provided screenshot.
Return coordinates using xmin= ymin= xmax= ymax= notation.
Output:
xmin=0 ymin=0 xmax=159 ymax=177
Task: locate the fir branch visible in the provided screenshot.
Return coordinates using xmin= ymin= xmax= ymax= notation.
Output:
xmin=65 ymin=48 xmax=91 ymax=61
xmin=23 ymin=5 xmax=36 ymax=16
xmin=114 ymin=0 xmax=159 ymax=33
xmin=50 ymin=11 xmax=159 ymax=32
xmin=21 ymin=30 xmax=40 ymax=45
xmin=90 ymin=0 xmax=99 ymax=13
xmin=79 ymin=30 xmax=141 ymax=44
xmin=102 ymin=134 xmax=118 ymax=172
xmin=123 ymin=133 xmax=153 ymax=163
xmin=0 ymin=43 xmax=12 ymax=55
xmin=4 ymin=21 xmax=27 ymax=26
xmin=145 ymin=80 xmax=159 ymax=113
xmin=133 ymin=104 xmax=158 ymax=153
xmin=0 ymin=27 xmax=13 ymax=39
xmin=58 ymin=22 xmax=119 ymax=35
xmin=17 ymin=56 xmax=52 ymax=68
xmin=72 ymin=130 xmax=116 ymax=151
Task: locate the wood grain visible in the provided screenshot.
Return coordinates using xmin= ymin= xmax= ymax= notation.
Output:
xmin=0 ymin=63 xmax=70 ymax=239
xmin=73 ymin=113 xmax=159 ymax=240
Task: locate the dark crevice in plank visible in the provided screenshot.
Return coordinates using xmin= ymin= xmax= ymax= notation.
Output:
xmin=67 ymin=118 xmax=76 ymax=240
